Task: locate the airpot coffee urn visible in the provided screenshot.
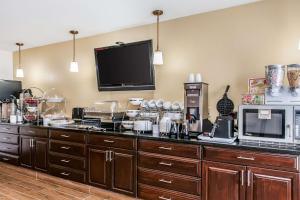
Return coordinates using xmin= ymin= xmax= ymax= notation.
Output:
xmin=184 ymin=82 xmax=212 ymax=137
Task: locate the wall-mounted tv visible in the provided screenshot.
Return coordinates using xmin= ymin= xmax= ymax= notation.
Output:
xmin=0 ymin=80 xmax=22 ymax=101
xmin=94 ymin=40 xmax=155 ymax=91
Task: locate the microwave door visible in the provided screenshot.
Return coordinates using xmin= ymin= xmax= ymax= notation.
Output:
xmin=243 ymin=109 xmax=285 ymax=139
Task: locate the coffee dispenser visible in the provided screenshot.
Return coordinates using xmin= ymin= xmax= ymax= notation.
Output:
xmin=184 ymin=82 xmax=212 ymax=137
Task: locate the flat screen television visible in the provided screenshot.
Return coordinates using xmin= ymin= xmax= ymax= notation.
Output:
xmin=94 ymin=40 xmax=155 ymax=91
xmin=0 ymin=80 xmax=22 ymax=101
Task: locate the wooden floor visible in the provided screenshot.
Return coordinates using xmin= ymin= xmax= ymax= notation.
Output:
xmin=0 ymin=162 xmax=137 ymax=200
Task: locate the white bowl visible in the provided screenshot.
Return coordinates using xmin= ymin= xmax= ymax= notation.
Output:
xmin=163 ymin=101 xmax=171 ymax=110
xmin=155 ymin=99 xmax=164 ymax=108
xmin=140 ymin=100 xmax=148 ymax=109
xmin=122 ymin=121 xmax=134 ymax=129
xmin=148 ymin=100 xmax=156 ymax=108
xmin=129 ymin=98 xmax=144 ymax=106
xmin=171 ymin=102 xmax=180 ymax=110
xmin=126 ymin=110 xmax=139 ymax=118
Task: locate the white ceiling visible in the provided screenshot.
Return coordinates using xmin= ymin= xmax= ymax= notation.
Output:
xmin=0 ymin=0 xmax=258 ymax=51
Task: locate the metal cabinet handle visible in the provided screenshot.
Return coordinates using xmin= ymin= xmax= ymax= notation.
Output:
xmin=159 ymin=179 xmax=172 ymax=184
xmin=60 ymin=172 xmax=70 ymax=176
xmin=158 ymin=196 xmax=171 ymax=200
xmin=104 ymin=140 xmax=115 ymax=143
xmin=241 ymin=170 xmax=244 ymax=186
xmin=109 ymin=151 xmax=113 ymax=161
xmin=60 ymin=159 xmax=71 ymax=163
xmin=2 ymin=128 xmax=10 ymax=131
xmin=60 ymin=134 xmax=70 ymax=138
xmin=28 ymin=130 xmax=35 ymax=134
xmin=2 ymin=158 xmax=9 ymax=161
xmin=2 ymin=137 xmax=9 ymax=140
xmin=159 ymin=162 xmax=173 ymax=166
xmin=60 ymin=146 xmax=71 ymax=150
xmin=105 ymin=151 xmax=109 ymax=162
xmin=237 ymin=156 xmax=255 ymax=161
xmin=158 ymin=146 xmax=172 ymax=151
xmin=0 ymin=147 xmax=11 ymax=150
xmin=247 ymin=170 xmax=251 ymax=187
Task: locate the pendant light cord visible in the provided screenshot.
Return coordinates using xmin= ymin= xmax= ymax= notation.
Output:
xmin=156 ymin=15 xmax=160 ymax=51
xmin=73 ymin=33 xmax=76 ymax=62
xmin=18 ymin=45 xmax=21 ymax=69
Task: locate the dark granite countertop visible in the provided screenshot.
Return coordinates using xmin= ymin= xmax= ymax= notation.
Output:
xmin=2 ymin=122 xmax=300 ymax=155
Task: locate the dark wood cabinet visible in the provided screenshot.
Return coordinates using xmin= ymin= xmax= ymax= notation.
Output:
xmin=20 ymin=136 xmax=48 ymax=171
xmin=87 ymin=134 xmax=137 ymax=196
xmin=20 ymin=136 xmax=32 ymax=168
xmin=111 ymin=148 xmax=136 ymax=196
xmin=88 ymin=145 xmax=136 ymax=196
xmin=88 ymin=147 xmax=110 ymax=189
xmin=247 ymin=167 xmax=299 ymax=200
xmin=34 ymin=138 xmax=48 ymax=171
xmin=202 ymin=161 xmax=246 ymax=200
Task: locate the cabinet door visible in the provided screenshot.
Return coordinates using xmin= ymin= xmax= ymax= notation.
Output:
xmin=247 ymin=167 xmax=299 ymax=200
xmin=202 ymin=161 xmax=246 ymax=200
xmin=34 ymin=138 xmax=48 ymax=172
xmin=111 ymin=148 xmax=136 ymax=196
xmin=88 ymin=147 xmax=110 ymax=189
xmin=20 ymin=136 xmax=33 ymax=168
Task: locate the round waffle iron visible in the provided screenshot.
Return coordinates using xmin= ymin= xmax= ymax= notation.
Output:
xmin=216 ymin=85 xmax=234 ymax=116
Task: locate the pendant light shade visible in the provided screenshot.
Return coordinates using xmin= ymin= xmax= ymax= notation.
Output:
xmin=153 ymin=10 xmax=163 ymax=66
xmin=16 ymin=43 xmax=24 ymax=78
xmin=69 ymin=30 xmax=79 ymax=72
xmin=16 ymin=68 xmax=24 ymax=78
xmin=70 ymin=61 xmax=79 ymax=72
xmin=153 ymin=51 xmax=163 ymax=65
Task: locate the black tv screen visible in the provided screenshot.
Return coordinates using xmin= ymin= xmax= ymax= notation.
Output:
xmin=0 ymin=80 xmax=22 ymax=101
xmin=95 ymin=40 xmax=155 ymax=91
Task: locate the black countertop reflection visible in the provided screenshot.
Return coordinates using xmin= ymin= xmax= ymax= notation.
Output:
xmin=3 ymin=122 xmax=300 ymax=155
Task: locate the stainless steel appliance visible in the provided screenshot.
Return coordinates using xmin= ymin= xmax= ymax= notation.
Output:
xmin=238 ymin=105 xmax=295 ymax=143
xmin=184 ymin=82 xmax=211 ymax=136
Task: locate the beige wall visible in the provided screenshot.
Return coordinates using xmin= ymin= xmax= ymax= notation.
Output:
xmin=13 ymin=0 xmax=300 ymax=119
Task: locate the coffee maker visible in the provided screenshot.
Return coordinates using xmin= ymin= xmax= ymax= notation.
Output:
xmin=184 ymin=82 xmax=212 ymax=137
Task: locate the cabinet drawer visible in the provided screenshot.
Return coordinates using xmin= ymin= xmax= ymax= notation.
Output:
xmin=138 ymin=184 xmax=201 ymax=200
xmin=0 ymin=133 xmax=19 ymax=144
xmin=0 ymin=152 xmax=19 ymax=165
xmin=20 ymin=127 xmax=48 ymax=138
xmin=88 ymin=134 xmax=135 ymax=150
xmin=49 ymin=165 xmax=86 ymax=183
xmin=50 ymin=129 xmax=86 ymax=143
xmin=49 ymin=153 xmax=86 ymax=170
xmin=138 ymin=152 xmax=201 ymax=177
xmin=204 ymin=146 xmax=300 ymax=172
xmin=49 ymin=140 xmax=86 ymax=157
xmin=139 ymin=139 xmax=201 ymax=159
xmin=138 ymin=168 xmax=201 ymax=195
xmin=0 ymin=125 xmax=18 ymax=134
xmin=0 ymin=143 xmax=18 ymax=155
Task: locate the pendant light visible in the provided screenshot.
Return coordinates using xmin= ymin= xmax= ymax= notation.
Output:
xmin=69 ymin=30 xmax=79 ymax=72
xmin=153 ymin=10 xmax=164 ymax=65
xmin=16 ymin=43 xmax=24 ymax=78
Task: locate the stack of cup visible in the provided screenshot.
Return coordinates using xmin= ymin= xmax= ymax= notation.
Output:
xmin=188 ymin=73 xmax=202 ymax=83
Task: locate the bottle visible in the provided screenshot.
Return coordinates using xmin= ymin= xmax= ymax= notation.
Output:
xmin=180 ymin=121 xmax=190 ymax=140
xmin=169 ymin=121 xmax=178 ymax=139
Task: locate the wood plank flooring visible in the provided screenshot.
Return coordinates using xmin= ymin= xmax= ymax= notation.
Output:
xmin=0 ymin=162 xmax=137 ymax=200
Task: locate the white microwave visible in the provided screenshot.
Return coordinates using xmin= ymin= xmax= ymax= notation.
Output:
xmin=238 ymin=105 xmax=300 ymax=144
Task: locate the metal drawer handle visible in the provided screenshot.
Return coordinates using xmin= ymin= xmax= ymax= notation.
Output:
xmin=159 ymin=196 xmax=171 ymax=200
xmin=60 ymin=134 xmax=70 ymax=138
xmin=60 ymin=159 xmax=71 ymax=163
xmin=60 ymin=172 xmax=70 ymax=176
xmin=158 ymin=146 xmax=172 ymax=151
xmin=2 ymin=137 xmax=10 ymax=140
xmin=60 ymin=146 xmax=71 ymax=150
xmin=104 ymin=140 xmax=115 ymax=143
xmin=159 ymin=179 xmax=172 ymax=184
xmin=28 ymin=130 xmax=35 ymax=133
xmin=2 ymin=128 xmax=10 ymax=131
xmin=2 ymin=158 xmax=9 ymax=161
xmin=237 ymin=156 xmax=255 ymax=161
xmin=159 ymin=162 xmax=173 ymax=166
xmin=0 ymin=147 xmax=11 ymax=150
